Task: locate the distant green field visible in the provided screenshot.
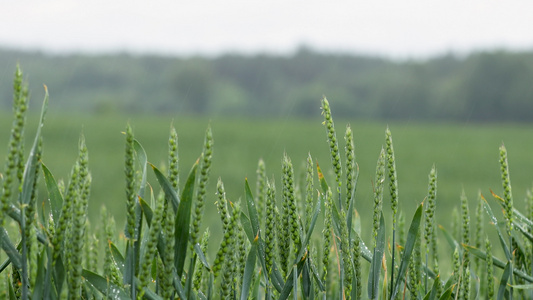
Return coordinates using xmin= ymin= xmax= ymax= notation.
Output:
xmin=2 ymin=110 xmax=533 ymax=246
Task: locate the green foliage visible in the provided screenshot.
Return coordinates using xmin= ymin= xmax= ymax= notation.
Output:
xmin=3 ymin=68 xmax=533 ymax=299
xmin=3 ymin=48 xmax=533 ymax=122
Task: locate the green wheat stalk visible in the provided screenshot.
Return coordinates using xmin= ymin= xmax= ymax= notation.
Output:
xmin=67 ymin=136 xmax=90 ymax=299
xmin=345 ymin=125 xmax=356 ymax=211
xmin=168 ymin=125 xmax=180 ymax=194
xmin=213 ymin=178 xmax=230 ymax=279
xmin=373 ymin=147 xmax=386 ymax=247
xmin=137 ymin=188 xmax=164 ymax=299
xmin=124 ymin=123 xmax=136 ymax=241
xmin=256 ymin=158 xmax=267 ymax=229
xmin=321 ymin=97 xmax=342 ymax=206
xmin=460 ymin=190 xmax=470 ymax=300
xmin=191 ymin=125 xmax=213 ymax=247
xmin=283 ymin=153 xmax=301 ymax=252
xmin=220 ymin=203 xmax=240 ymax=299
xmin=305 ymin=153 xmax=314 ymax=229
xmin=265 ymin=178 xmax=277 ymax=276
xmin=0 ymin=65 xmax=28 ymax=225
xmin=485 ymin=236 xmax=494 ymax=299
xmin=499 ymin=143 xmax=514 ymax=298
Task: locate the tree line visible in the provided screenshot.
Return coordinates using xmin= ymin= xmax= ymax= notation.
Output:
xmin=1 ymin=46 xmax=533 ymax=122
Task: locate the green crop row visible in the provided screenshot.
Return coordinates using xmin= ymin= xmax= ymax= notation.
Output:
xmin=1 ymin=66 xmax=532 ymax=299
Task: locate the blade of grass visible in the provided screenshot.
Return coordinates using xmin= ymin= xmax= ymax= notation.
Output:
xmin=368 ymin=212 xmax=385 ymax=300
xmin=422 ymin=275 xmax=440 ymax=300
xmin=240 ymin=241 xmax=257 ymax=300
xmin=169 ymin=160 xmax=198 ymax=277
xmin=293 ymin=264 xmax=298 ymax=300
xmin=346 ymin=164 xmax=359 ymax=240
xmin=464 ymin=244 xmax=533 ymax=282
xmin=245 ymin=178 xmax=260 ymax=239
xmin=31 ymin=250 xmax=46 ymax=300
xmin=8 ymin=280 xmax=16 ymax=300
xmin=82 ymin=269 xmax=130 ymax=300
xmin=19 ymin=85 xmax=48 ymax=300
xmin=3 ymin=204 xmax=47 ymax=244
xmin=309 ymin=257 xmax=325 ymax=291
xmin=301 ymin=260 xmax=311 ymax=299
xmin=316 ymin=161 xmax=329 ymax=195
xmin=356 ymin=231 xmax=373 ymax=262
xmin=42 ymin=163 xmax=63 ymax=222
xmin=185 ymin=254 xmax=196 ymax=299
xmin=244 ymin=179 xmax=270 ymax=283
xmin=278 ymin=258 xmax=306 ymax=300
xmin=240 ymin=211 xmax=253 ymax=243
xmin=482 ymin=195 xmax=512 ymax=260
xmin=0 ymin=228 xmax=21 ymax=270
xmin=294 ymin=193 xmax=321 ymax=264
xmin=513 ymin=220 xmax=533 ymax=243
xmin=151 ymin=163 xmax=180 ymax=213
xmin=438 ymin=224 xmax=459 ymax=250
xmin=109 ymin=242 xmax=125 ymax=272
xmin=172 ymin=268 xmax=188 ymax=299
xmin=510 ymin=284 xmax=533 ymax=289
xmin=497 ymin=261 xmax=512 ymax=300
xmin=270 ymin=261 xmax=285 ymax=292
xmin=437 ymin=284 xmax=455 ymax=300
xmin=133 ymin=140 xmax=147 ymax=199
xmin=20 ymin=85 xmax=48 ymax=208
xmin=391 ymin=202 xmax=423 ymax=300
xmin=193 ymin=242 xmax=211 ymax=270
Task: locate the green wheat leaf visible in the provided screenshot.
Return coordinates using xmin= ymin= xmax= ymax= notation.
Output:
xmin=20 ymin=86 xmax=48 ymax=207
xmin=240 ymin=241 xmax=257 ymax=300
xmin=0 ymin=228 xmax=21 ymax=269
xmin=139 ymin=196 xmax=153 ymax=224
xmin=8 ymin=280 xmax=16 ymax=300
xmin=497 ymin=261 xmax=512 ymax=300
xmin=309 ymin=258 xmax=325 ymax=291
xmin=295 ymin=193 xmax=321 ymax=264
xmin=109 ymin=242 xmax=125 ymax=272
xmin=391 ymin=202 xmax=423 ymax=299
xmin=464 ymin=244 xmax=533 ymax=282
xmin=438 ymin=224 xmax=459 ymax=250
xmin=42 ymin=163 xmax=63 ymax=222
xmin=481 ymin=196 xmax=512 ymax=261
xmin=172 ymin=160 xmax=198 ymax=277
xmin=293 ymin=264 xmax=298 ymax=300
xmin=82 ymin=269 xmax=129 ymax=300
xmin=510 ymin=284 xmax=533 ymax=289
xmin=316 ymin=161 xmax=329 ymax=194
xmin=278 ymin=259 xmax=306 ymax=300
xmin=368 ymin=212 xmax=385 ymax=299
xmin=31 ymin=250 xmax=46 ymax=300
xmin=270 ymin=261 xmax=285 ymax=292
xmin=133 ymin=139 xmax=148 ymax=199
xmin=437 ymin=284 xmax=455 ymax=300
xmin=245 ymin=178 xmax=260 ymax=238
xmin=513 ymin=219 xmax=533 ymax=242
xmin=244 ymin=178 xmax=270 ymax=283
xmin=240 ymin=211 xmax=253 ymax=243
xmin=151 ymin=163 xmax=180 ymax=212
xmin=422 ymin=275 xmax=440 ymax=300
xmin=193 ymin=242 xmax=210 ymax=270
xmin=301 ymin=260 xmax=311 ymax=298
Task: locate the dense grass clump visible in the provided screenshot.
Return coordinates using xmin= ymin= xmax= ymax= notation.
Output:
xmin=2 ymin=66 xmax=533 ymax=299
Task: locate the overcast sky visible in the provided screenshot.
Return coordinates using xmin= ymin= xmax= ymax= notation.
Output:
xmin=1 ymin=0 xmax=532 ymax=59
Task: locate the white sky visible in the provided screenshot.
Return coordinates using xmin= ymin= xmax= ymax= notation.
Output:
xmin=1 ymin=0 xmax=532 ymax=59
